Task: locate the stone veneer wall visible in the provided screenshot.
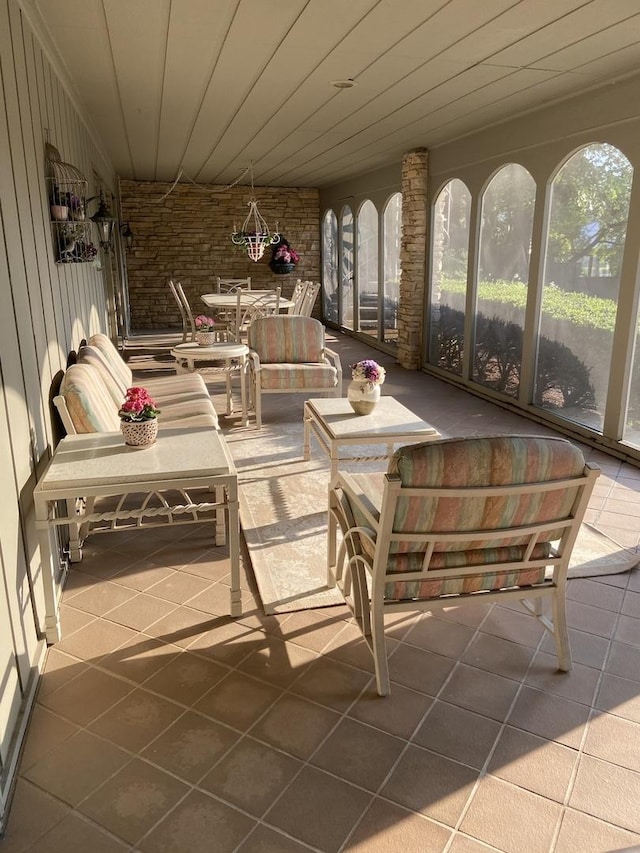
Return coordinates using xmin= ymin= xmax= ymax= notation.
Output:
xmin=120 ymin=181 xmax=320 ymax=330
xmin=397 ymin=149 xmax=428 ymax=369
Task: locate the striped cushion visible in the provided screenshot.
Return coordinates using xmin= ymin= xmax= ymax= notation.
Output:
xmin=258 ymin=363 xmax=338 ymax=390
xmin=59 ymin=364 xmax=121 ymax=433
xmin=386 ymin=435 xmax=585 ymax=553
xmin=77 ymin=345 xmax=128 ymax=405
xmin=87 ymin=333 xmax=133 ymax=389
xmin=248 ymin=316 xmax=324 ymax=363
xmin=345 ymin=435 xmax=586 ymax=601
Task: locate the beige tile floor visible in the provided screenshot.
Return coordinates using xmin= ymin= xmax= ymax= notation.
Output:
xmin=2 ymin=332 xmax=640 ymax=853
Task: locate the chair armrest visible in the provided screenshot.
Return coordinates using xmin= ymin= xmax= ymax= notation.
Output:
xmin=53 ymin=394 xmax=78 ymax=435
xmin=333 ymin=471 xmax=383 ymax=529
xmin=323 ymin=347 xmax=342 ymax=382
xmin=247 ymin=350 xmax=261 ymax=372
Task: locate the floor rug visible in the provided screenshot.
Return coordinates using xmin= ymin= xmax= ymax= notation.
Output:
xmin=225 ymin=420 xmax=639 ymax=614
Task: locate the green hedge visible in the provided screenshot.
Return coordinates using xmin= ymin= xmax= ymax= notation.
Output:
xmin=440 ymin=278 xmax=619 ymax=332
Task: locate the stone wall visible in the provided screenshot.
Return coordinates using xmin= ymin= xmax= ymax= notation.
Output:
xmin=397 ymin=149 xmax=428 ymax=369
xmin=120 ymin=180 xmax=320 ymax=329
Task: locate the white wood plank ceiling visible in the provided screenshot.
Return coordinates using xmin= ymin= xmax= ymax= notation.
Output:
xmin=20 ymin=0 xmax=640 ymax=187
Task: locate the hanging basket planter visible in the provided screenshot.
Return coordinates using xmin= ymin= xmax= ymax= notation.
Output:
xmin=269 ymin=236 xmax=300 ymax=275
xmin=231 ymin=192 xmax=279 ymax=262
xmin=270 ymin=262 xmax=296 ymax=274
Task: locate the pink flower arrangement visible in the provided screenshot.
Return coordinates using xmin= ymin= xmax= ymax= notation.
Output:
xmin=274 ymin=244 xmax=300 ymax=264
xmin=194 ymin=314 xmax=216 ymax=331
xmin=118 ymin=387 xmax=161 ymax=422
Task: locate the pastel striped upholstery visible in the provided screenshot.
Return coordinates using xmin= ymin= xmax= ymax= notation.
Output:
xmin=249 ymin=315 xmax=324 ymax=363
xmin=328 ymin=435 xmax=599 ymax=695
xmin=58 ymin=364 xmax=121 ymax=433
xmin=247 ymin=316 xmax=342 ymax=428
xmin=55 ymin=362 xmax=220 ymax=434
xmin=77 ymin=344 xmax=128 ymax=404
xmin=56 ymin=332 xmax=220 ymax=434
xmin=256 ymin=364 xmax=338 ymax=391
xmin=88 ymin=333 xmax=132 ymax=389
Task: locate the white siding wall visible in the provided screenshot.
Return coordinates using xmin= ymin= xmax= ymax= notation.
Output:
xmin=0 ymin=0 xmax=114 ymax=824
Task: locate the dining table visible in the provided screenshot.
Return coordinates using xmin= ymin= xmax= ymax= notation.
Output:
xmin=201 ymin=290 xmax=295 ymax=311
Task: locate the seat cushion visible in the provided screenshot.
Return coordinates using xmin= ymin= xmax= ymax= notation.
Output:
xmin=258 ymin=363 xmax=338 ymax=391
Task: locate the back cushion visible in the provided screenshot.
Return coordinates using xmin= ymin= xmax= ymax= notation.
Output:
xmin=386 ymin=435 xmax=586 ymax=553
xmin=59 ymin=364 xmax=120 ymax=433
xmin=88 ymin=333 xmax=132 ymax=389
xmin=77 ymin=344 xmax=128 ymax=405
xmin=249 ymin=316 xmax=324 ymax=363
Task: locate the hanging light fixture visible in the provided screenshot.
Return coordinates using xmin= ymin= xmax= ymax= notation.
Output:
xmin=119 ymin=222 xmax=135 ymax=250
xmin=231 ymin=165 xmax=279 ymax=262
xmin=88 ymin=192 xmax=117 ymax=250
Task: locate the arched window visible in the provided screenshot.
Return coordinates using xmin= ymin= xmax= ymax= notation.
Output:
xmin=383 ymin=192 xmax=401 ymax=346
xmin=429 ymin=179 xmax=470 ymax=374
xmin=357 ymin=200 xmax=378 ymax=336
xmin=535 ymin=143 xmax=632 ymax=432
xmin=473 ymin=163 xmax=535 ymax=397
xmin=322 ymin=209 xmax=338 ymax=324
xmin=340 ymin=206 xmax=354 ymax=329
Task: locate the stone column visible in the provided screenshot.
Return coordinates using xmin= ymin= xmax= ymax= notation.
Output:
xmin=397 ymin=148 xmax=428 ymax=369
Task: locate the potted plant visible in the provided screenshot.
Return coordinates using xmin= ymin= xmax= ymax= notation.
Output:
xmin=67 ymin=193 xmax=85 ymax=221
xmin=50 ymin=186 xmax=69 ymax=221
xmin=194 ymin=315 xmax=217 ymax=346
xmin=347 ymin=359 xmax=386 ymax=414
xmin=118 ymin=386 xmax=161 ymax=447
xmin=269 ymin=237 xmax=300 ymax=274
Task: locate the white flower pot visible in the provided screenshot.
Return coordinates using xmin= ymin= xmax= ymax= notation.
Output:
xmin=120 ymin=418 xmax=158 ymax=448
xmin=347 ymin=379 xmax=381 ymax=415
xmin=51 ymin=204 xmax=69 ymax=221
xmin=195 ymin=330 xmax=217 ymax=346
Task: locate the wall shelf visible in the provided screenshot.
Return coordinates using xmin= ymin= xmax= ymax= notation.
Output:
xmin=45 ymin=144 xmax=97 ymax=264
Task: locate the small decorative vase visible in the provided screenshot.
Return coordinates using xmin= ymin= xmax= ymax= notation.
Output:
xmin=347 ymin=380 xmax=381 ymax=415
xmin=270 ymin=262 xmax=296 ymax=274
xmin=195 ymin=330 xmax=217 ymax=346
xmin=120 ymin=418 xmax=158 ymax=448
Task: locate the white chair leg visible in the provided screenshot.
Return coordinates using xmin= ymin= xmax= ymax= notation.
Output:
xmin=551 ymin=591 xmax=572 ymax=671
xmin=371 ymin=603 xmax=390 ymax=696
xmin=254 ymin=381 xmax=262 ymax=429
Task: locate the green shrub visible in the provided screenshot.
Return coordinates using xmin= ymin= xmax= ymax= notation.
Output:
xmin=440 ymin=278 xmax=619 ymax=332
xmin=431 ymin=305 xmax=596 ymax=408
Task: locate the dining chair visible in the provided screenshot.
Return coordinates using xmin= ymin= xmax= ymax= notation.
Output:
xmin=230 ymin=286 xmax=281 ymax=343
xmin=216 ymin=277 xmax=252 ymax=293
xmin=168 ymin=279 xmax=195 ymax=342
xmin=299 ymin=281 xmax=320 ymax=316
xmin=328 ymin=434 xmax=599 ymax=695
xmin=287 ymin=279 xmax=309 ymax=315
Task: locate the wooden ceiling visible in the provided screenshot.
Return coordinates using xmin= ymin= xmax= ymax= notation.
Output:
xmin=21 ymin=0 xmax=640 ymax=187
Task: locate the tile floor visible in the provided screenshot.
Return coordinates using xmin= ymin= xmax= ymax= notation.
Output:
xmin=2 ymin=332 xmax=640 ymax=853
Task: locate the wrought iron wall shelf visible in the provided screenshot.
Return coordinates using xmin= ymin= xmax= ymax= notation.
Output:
xmin=45 ymin=143 xmax=97 ymax=264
